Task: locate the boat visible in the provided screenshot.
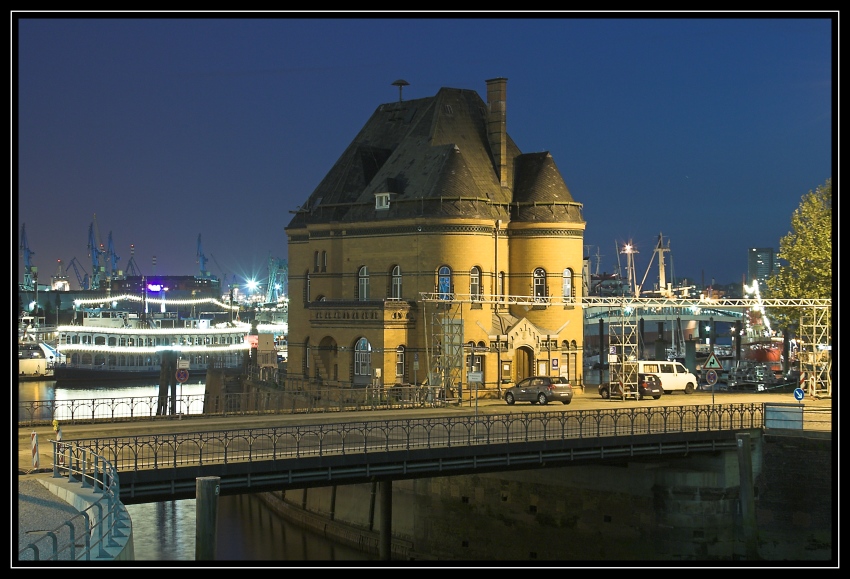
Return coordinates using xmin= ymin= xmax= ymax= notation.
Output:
xmin=726 ymin=360 xmax=797 ymax=393
xmin=740 ymin=281 xmax=783 ymax=376
xmin=51 ymin=293 xmax=254 ymax=383
xmin=17 ymin=316 xmax=64 ymax=380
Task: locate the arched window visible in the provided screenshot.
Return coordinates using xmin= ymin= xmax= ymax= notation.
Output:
xmin=391 ymin=265 xmax=402 ymax=299
xmin=470 ymin=266 xmax=481 ymax=300
xmin=396 ymin=345 xmax=405 ymax=378
xmin=438 ymin=266 xmax=452 ymax=300
xmin=562 ymin=268 xmax=573 ymax=300
xmin=358 ymin=266 xmax=370 ymax=300
xmin=321 ymin=250 xmax=327 ymax=272
xmin=355 ymin=337 xmax=371 ymax=377
xmin=533 ymin=268 xmax=547 ymax=301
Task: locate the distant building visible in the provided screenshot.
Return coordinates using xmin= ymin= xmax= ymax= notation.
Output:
xmin=747 ymin=247 xmax=776 ymax=292
xmin=285 ymin=78 xmax=586 ymax=394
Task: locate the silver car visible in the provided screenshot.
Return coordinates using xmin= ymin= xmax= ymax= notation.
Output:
xmin=505 ymin=376 xmax=573 ymax=405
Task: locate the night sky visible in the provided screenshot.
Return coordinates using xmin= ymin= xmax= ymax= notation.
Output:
xmin=14 ymin=13 xmax=834 ymax=291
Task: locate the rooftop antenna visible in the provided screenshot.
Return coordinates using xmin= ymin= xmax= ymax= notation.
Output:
xmin=392 ymin=79 xmax=409 ymax=102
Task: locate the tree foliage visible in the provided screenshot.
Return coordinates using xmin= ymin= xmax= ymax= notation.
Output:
xmin=764 ymin=178 xmax=833 ymax=329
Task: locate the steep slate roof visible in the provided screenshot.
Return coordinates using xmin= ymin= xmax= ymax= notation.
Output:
xmin=286 ymin=84 xmax=583 ymax=229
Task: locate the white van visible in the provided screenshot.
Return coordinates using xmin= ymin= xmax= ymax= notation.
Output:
xmin=638 ymin=360 xmax=698 ymax=394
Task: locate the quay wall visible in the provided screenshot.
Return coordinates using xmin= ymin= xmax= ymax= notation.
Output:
xmin=258 ymin=430 xmax=832 ymax=562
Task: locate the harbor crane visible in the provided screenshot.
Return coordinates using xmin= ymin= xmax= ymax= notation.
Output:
xmin=196 ymin=234 xmax=211 ymax=278
xmin=210 ymin=253 xmax=229 ymax=288
xmin=66 ymin=257 xmax=90 ymax=290
xmin=87 ymin=217 xmax=106 ymax=290
xmin=19 ymin=223 xmax=35 ymax=290
xmin=265 ymin=256 xmax=288 ymax=303
xmin=125 ymin=244 xmax=141 ymax=277
xmin=106 ymin=231 xmax=121 ymax=278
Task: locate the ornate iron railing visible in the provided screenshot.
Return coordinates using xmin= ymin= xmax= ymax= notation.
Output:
xmin=72 ymin=404 xmax=766 ymax=473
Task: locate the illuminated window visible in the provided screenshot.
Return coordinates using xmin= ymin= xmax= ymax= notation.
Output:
xmin=355 ymin=338 xmax=372 ymax=376
xmin=533 ymin=268 xmax=548 ymax=302
xmin=562 ymin=268 xmax=573 ymax=299
xmin=438 ymin=266 xmax=452 ymax=300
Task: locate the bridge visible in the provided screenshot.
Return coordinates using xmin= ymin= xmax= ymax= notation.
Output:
xmin=58 ymin=403 xmax=776 ymax=505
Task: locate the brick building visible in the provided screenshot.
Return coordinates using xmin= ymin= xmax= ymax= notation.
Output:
xmin=284 ymin=78 xmax=586 ymax=397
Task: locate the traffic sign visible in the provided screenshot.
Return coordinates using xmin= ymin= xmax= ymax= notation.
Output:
xmin=794 ymin=388 xmax=804 ymax=401
xmin=177 ymin=359 xmax=190 ymax=370
xmin=176 ymin=368 xmax=190 ymax=383
xmin=704 ymin=353 xmax=723 ymax=370
xmin=706 ymin=369 xmax=718 ymax=385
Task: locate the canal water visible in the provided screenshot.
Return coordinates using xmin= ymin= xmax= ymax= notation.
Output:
xmin=17 ymin=379 xmax=377 ymax=562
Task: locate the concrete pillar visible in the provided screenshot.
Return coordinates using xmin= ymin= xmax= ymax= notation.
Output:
xmin=735 ymin=433 xmax=759 ymax=560
xmin=379 ymin=480 xmax=392 ymax=561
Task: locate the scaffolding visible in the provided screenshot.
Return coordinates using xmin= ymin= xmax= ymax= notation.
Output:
xmin=422 ymin=300 xmax=465 ymax=401
xmin=418 ymin=293 xmax=831 ymax=399
xmin=798 ymin=305 xmax=832 ymax=398
xmin=608 ymin=300 xmax=639 ymax=400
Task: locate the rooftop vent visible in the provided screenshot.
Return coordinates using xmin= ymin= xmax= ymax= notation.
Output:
xmin=392 ymin=79 xmax=410 ymax=102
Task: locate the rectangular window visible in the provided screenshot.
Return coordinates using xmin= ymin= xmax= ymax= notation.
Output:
xmin=396 ymin=350 xmax=404 ymax=377
xmin=375 ymin=193 xmax=390 ymax=210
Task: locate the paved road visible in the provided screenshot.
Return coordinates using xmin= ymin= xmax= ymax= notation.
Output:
xmin=17 ymin=388 xmax=831 ymax=473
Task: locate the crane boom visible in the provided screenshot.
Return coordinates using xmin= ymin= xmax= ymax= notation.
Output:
xmin=19 ymin=223 xmax=35 ymax=290
xmin=87 ymin=220 xmax=105 ymax=290
xmin=65 ymin=257 xmax=90 ymax=290
xmin=107 ymin=231 xmax=121 ymax=277
xmin=196 ymin=234 xmax=210 ymax=278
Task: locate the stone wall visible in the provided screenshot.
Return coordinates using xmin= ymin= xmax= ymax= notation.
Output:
xmin=258 ymin=429 xmax=833 ymax=562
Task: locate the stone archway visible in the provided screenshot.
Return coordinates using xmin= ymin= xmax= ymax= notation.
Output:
xmin=515 ymin=346 xmax=534 ymax=381
xmin=318 ymin=336 xmax=338 ymax=382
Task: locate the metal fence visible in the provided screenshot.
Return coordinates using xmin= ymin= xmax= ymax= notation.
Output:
xmin=18 ymin=443 xmax=128 ymax=562
xmin=17 ymin=384 xmax=459 ymax=426
xmin=74 ymin=403 xmax=767 ymax=473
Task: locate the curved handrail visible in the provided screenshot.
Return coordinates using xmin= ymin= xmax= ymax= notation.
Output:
xmin=18 ymin=442 xmax=127 ymax=562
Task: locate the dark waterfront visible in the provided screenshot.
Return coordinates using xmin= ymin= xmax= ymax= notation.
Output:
xmin=18 ymin=379 xmax=376 ymax=562
xmin=17 ymin=379 xmax=833 ymax=564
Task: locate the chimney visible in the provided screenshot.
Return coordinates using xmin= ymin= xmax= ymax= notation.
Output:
xmin=486 ymin=77 xmax=508 ymax=187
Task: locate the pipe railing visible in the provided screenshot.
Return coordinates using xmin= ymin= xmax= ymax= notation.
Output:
xmin=18 ymin=442 xmax=128 ymax=561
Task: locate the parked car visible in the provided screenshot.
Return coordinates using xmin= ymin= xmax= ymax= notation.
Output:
xmin=598 ymin=373 xmax=663 ymax=400
xmin=504 ymin=376 xmax=573 ymax=405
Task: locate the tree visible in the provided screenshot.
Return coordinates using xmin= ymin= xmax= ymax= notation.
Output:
xmin=764 ymin=178 xmax=833 ymax=329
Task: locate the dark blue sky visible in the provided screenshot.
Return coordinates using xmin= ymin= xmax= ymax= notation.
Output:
xmin=15 ymin=14 xmax=834 ymax=291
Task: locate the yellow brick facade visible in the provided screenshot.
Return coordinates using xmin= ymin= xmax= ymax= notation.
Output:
xmin=285 ymin=79 xmax=586 ymax=399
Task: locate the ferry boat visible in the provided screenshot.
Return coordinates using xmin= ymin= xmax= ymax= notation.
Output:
xmin=52 ymin=293 xmax=253 ymax=383
xmin=17 ymin=316 xmax=64 ymax=380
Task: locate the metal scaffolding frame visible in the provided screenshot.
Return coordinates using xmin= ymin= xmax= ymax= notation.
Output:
xmin=419 ymin=293 xmax=832 ymax=399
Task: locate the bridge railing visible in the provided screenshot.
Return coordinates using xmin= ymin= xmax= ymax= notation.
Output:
xmin=17 ymin=385 xmax=463 ymax=426
xmin=70 ymin=403 xmax=768 ymax=473
xmin=18 ymin=442 xmax=128 ymax=562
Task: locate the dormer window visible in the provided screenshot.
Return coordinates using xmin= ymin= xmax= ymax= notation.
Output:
xmin=375 ymin=192 xmax=391 ymax=210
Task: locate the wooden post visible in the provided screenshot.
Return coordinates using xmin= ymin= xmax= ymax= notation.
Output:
xmin=195 ymin=476 xmax=220 ymax=560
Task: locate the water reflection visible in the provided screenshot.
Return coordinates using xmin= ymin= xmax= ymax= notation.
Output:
xmin=126 ymin=494 xmax=375 ymax=561
xmin=19 ymin=380 xmax=377 ymax=562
